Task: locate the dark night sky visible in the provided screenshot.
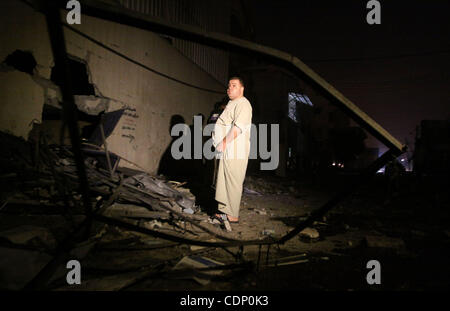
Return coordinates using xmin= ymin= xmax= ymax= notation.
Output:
xmin=245 ymin=0 xmax=450 ymax=154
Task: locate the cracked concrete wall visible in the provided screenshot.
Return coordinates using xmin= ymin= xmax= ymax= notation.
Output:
xmin=0 ymin=71 xmax=45 ymax=139
xmin=0 ymin=0 xmax=53 ymax=139
xmin=1 ymin=0 xmax=224 ymax=174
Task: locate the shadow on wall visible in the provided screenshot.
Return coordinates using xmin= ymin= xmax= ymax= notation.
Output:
xmin=158 ymin=114 xmax=205 ymax=183
xmin=158 ymin=114 xmax=187 ymax=181
xmin=157 ymin=108 xmax=220 ymax=213
xmin=158 ymin=99 xmax=224 ymax=184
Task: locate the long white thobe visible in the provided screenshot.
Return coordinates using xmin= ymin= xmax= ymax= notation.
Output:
xmin=213 ymin=96 xmax=252 ymax=218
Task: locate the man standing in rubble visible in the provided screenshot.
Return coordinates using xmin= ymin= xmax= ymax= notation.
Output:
xmin=213 ymin=77 xmax=252 ymax=224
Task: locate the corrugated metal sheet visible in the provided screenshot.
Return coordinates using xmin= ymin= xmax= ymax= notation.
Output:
xmin=119 ymin=0 xmax=229 ymax=85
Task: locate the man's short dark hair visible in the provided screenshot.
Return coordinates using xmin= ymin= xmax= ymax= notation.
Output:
xmin=229 ymin=76 xmax=244 ymax=87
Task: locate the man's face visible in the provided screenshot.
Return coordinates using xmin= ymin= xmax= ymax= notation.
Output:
xmin=227 ymin=79 xmax=244 ymax=100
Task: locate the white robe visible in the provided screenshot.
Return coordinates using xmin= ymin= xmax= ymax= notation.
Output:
xmin=213 ymin=96 xmax=252 ymax=217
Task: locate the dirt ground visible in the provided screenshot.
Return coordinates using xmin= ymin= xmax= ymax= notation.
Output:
xmin=0 ymin=132 xmax=448 ymax=292
xmin=44 ymin=172 xmax=449 ymax=291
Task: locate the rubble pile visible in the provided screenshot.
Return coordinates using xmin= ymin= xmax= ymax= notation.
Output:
xmin=0 ymin=131 xmax=252 ymax=290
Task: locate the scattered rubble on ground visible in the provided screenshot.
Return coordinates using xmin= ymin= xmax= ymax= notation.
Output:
xmin=1 ymin=130 xmax=449 ymax=290
xmin=0 ymin=131 xmax=306 ymax=290
xmin=299 ymin=227 xmax=320 ymax=240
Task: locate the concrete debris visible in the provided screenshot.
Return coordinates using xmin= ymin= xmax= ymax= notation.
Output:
xmin=243 ymin=187 xmax=262 ymax=196
xmin=313 ymin=221 xmax=327 ymax=226
xmin=183 ymin=207 xmax=195 ymax=214
xmin=142 ymin=220 xmax=162 ymax=230
xmin=190 ymin=245 xmax=205 ymax=251
xmin=208 ymin=217 xmax=221 ymax=225
xmin=0 ymin=130 xmax=240 ymax=289
xmin=0 ymin=225 xmax=57 ymax=250
xmin=207 ymin=215 xmax=232 ymax=231
xmin=74 ymin=95 xmax=110 ymax=116
xmin=59 ymin=159 xmax=71 ymax=166
xmin=262 ymin=229 xmax=275 ymax=236
xmin=105 ymin=203 xmax=171 ymax=219
xmin=171 ymin=256 xmax=224 ymax=286
xmin=365 ymin=235 xmax=406 ymax=249
xmin=255 ymin=208 xmax=267 ymax=215
xmin=299 ymin=227 xmax=320 ymax=239
xmin=126 ymin=173 xmax=195 ymax=210
xmin=223 ymin=218 xmax=232 ymax=232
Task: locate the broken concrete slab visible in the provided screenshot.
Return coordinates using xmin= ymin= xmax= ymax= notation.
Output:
xmin=74 ymin=95 xmax=110 ymax=116
xmin=104 ymin=203 xmax=171 ymax=219
xmin=183 ymin=207 xmax=195 ymax=214
xmin=255 ymin=208 xmax=267 ymax=215
xmin=0 ymin=225 xmax=57 ymax=250
xmin=261 ymin=229 xmax=275 ymax=236
xmin=125 ymin=173 xmax=195 ymax=210
xmin=223 ymin=219 xmax=232 ymax=232
xmin=299 ymin=227 xmax=320 ymax=239
xmin=141 ymin=220 xmax=163 ymax=230
xmin=243 ymin=187 xmax=262 ymax=196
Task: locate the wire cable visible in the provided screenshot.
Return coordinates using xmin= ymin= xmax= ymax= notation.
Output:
xmin=63 ymin=24 xmax=224 ymax=94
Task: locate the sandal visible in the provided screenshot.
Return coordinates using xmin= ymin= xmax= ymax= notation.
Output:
xmin=212 ymin=214 xmax=239 ymax=224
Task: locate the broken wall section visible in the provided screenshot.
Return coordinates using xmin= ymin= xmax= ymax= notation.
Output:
xmin=1 ymin=0 xmax=225 ymax=174
xmin=0 ymin=0 xmax=53 ymax=140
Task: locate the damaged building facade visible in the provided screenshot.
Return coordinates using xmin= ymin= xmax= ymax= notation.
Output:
xmin=0 ymin=0 xmax=233 ymax=174
xmin=0 ymin=0 xmax=373 ymax=180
